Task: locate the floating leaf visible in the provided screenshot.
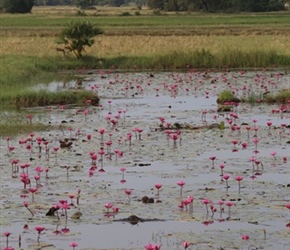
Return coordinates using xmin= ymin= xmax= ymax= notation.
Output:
xmin=219 ymin=121 xmax=225 ymax=130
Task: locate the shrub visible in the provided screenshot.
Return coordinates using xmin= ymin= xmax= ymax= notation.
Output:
xmin=57 ymin=21 xmax=103 ymax=59
xmin=119 ymin=11 xmax=131 ymax=16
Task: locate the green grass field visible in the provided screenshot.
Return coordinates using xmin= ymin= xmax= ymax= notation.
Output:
xmin=1 ymin=8 xmax=290 ymax=36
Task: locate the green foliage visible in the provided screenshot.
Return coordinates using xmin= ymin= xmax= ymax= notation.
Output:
xmin=217 ymin=90 xmax=240 ymax=104
xmin=31 ymin=0 xmax=287 ymax=11
xmin=147 ymin=0 xmax=164 ymax=10
xmin=219 ymin=121 xmax=225 ymax=130
xmin=57 ymin=21 xmax=103 ymax=59
xmin=241 ymin=89 xmax=290 ymax=104
xmin=75 ymin=0 xmax=95 ymax=9
xmin=135 ymin=0 xmax=146 ymax=9
xmin=108 ymin=0 xmax=125 ymax=7
xmin=147 ymin=0 xmax=286 ymax=12
xmin=2 ymin=13 xmax=290 ymax=29
xmin=0 ymin=0 xmax=34 ymax=13
xmin=119 ymin=11 xmax=131 ymax=16
xmin=264 ymin=89 xmax=290 ymax=104
xmin=11 ymin=89 xmax=99 ymax=108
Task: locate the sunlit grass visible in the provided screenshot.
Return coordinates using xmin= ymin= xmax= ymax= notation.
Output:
xmin=1 ymin=35 xmax=289 ymax=58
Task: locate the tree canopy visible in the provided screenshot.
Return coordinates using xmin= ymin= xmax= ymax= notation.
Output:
xmin=32 ymin=0 xmax=288 ymax=12
xmin=147 ymin=0 xmax=287 ymax=12
xmin=0 ymin=0 xmax=34 ymax=13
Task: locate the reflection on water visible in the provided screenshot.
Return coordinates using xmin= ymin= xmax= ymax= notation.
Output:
xmin=34 ymin=80 xmax=81 ymax=92
xmin=1 ymin=220 xmax=288 ymax=249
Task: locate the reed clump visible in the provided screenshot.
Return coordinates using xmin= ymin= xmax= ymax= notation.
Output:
xmin=240 ymin=89 xmax=290 ymax=104
xmin=217 ymin=90 xmax=240 ymax=104
xmin=6 ymin=89 xmax=99 ymax=109
xmin=263 ymin=89 xmax=290 ymax=104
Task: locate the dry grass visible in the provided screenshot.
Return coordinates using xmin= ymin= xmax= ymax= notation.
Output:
xmin=1 ymin=35 xmax=290 ymax=58
xmin=31 ymin=5 xmax=159 ymax=16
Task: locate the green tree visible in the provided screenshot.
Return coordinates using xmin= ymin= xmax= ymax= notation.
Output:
xmin=57 ymin=21 xmax=103 ymax=59
xmin=75 ymin=0 xmax=95 ymax=8
xmin=134 ymin=0 xmax=146 ymax=9
xmin=147 ymin=0 xmax=164 ymax=9
xmin=0 ymin=0 xmax=34 ymax=13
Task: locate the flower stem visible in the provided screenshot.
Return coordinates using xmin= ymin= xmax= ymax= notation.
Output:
xmin=26 ymin=206 xmax=34 ymax=217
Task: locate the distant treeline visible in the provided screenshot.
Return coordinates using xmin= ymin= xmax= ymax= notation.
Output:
xmin=147 ymin=0 xmax=288 ymax=12
xmin=0 ymin=0 xmax=289 ymax=13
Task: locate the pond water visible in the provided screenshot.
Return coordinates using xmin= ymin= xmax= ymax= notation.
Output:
xmin=0 ymin=70 xmax=290 ymax=250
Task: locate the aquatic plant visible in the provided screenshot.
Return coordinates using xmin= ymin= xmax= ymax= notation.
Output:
xmin=202 ymin=199 xmax=211 ymax=215
xmin=209 ymin=156 xmax=216 ymax=168
xmin=23 ymin=201 xmax=34 ymax=217
xmin=120 ymin=167 xmax=126 ymax=183
xmin=177 ymin=181 xmax=185 ymax=197
xmin=4 ymin=89 xmax=99 ymax=109
xmin=183 ymin=241 xmax=191 ymax=249
xmin=218 ymin=200 xmax=224 ymax=218
xmin=217 ymin=90 xmax=240 ymax=105
xmin=69 ymin=242 xmax=78 ymax=250
xmin=235 ymin=176 xmax=244 ymax=195
xmin=3 ymin=232 xmax=11 ymax=249
xmin=29 ymin=188 xmax=37 ymax=203
xmin=225 ymin=201 xmax=234 ymax=218
xmin=219 ymin=163 xmax=225 ymax=180
xmin=223 ymin=174 xmax=230 ymax=193
xmin=34 ymin=226 xmax=45 ymax=244
xmin=145 ymin=244 xmax=161 ymax=250
xmin=241 ymin=235 xmax=250 ymax=240
xmin=155 ymin=184 xmax=162 ymax=201
xmin=124 ymin=189 xmax=132 ymax=203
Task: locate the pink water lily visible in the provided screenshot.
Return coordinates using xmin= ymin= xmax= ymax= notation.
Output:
xmin=235 ymin=176 xmax=243 ymax=194
xmin=183 ymin=241 xmax=191 ymax=249
xmin=69 ymin=242 xmax=78 ymax=249
xmin=241 ymin=235 xmax=250 ymax=240
xmin=177 ymin=181 xmax=186 ymax=196
xmin=155 ymin=183 xmax=162 ymax=201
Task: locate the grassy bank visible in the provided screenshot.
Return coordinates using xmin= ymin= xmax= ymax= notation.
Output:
xmin=1 ymin=88 xmax=99 ymax=109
